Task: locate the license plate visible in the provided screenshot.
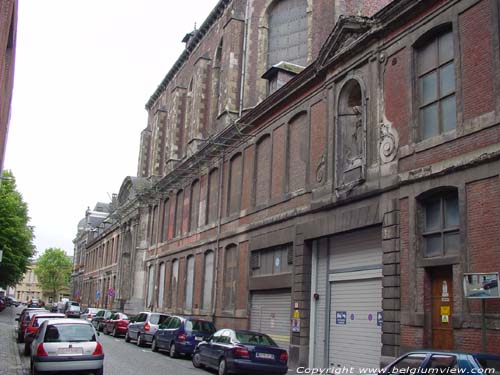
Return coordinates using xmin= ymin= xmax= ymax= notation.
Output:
xmin=256 ymin=352 xmax=274 ymax=360
xmin=57 ymin=347 xmax=83 ymax=355
xmin=195 ymin=336 xmax=203 ymax=341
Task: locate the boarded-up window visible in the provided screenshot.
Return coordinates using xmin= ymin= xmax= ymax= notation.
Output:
xmin=223 ymin=245 xmax=238 ymax=310
xmin=170 ymin=259 xmax=179 ymax=309
xmin=161 ymin=198 xmax=170 ymax=242
xmin=158 ymin=263 xmax=166 ymax=308
xmin=268 ymin=0 xmax=308 ymax=68
xmin=288 ymin=112 xmax=308 ymax=192
xmin=207 ymin=168 xmax=219 ymax=224
xmin=202 ymin=251 xmax=214 ymax=310
xmin=185 ymin=256 xmax=195 ymax=309
xmin=251 ymin=245 xmax=292 ymax=276
xmin=417 ymin=29 xmax=456 ymax=139
xmin=190 ymin=180 xmax=200 ymax=232
xmin=228 ymin=154 xmax=242 ymax=215
xmin=255 ymin=135 xmax=271 ymax=206
xmin=174 ymin=190 xmax=184 ymax=237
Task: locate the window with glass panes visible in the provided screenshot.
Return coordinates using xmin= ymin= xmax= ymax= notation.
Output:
xmin=417 ymin=30 xmax=456 ymax=139
xmin=422 ymin=192 xmax=459 ymax=257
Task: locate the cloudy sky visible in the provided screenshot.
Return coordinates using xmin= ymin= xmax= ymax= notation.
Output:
xmin=5 ymin=0 xmax=218 ymax=257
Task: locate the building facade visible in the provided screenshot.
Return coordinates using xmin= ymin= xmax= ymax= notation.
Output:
xmin=0 ymin=0 xmax=17 ymax=174
xmin=73 ymin=0 xmax=500 ymax=368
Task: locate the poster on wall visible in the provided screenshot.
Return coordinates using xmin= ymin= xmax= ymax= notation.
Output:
xmin=463 ymin=273 xmax=500 ymax=299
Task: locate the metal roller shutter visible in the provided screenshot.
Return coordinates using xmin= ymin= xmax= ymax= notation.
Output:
xmin=250 ymin=290 xmax=291 ymax=350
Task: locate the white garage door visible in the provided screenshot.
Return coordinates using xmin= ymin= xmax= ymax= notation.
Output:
xmin=250 ymin=290 xmax=291 ymax=349
xmin=329 ymin=276 xmax=382 ymax=371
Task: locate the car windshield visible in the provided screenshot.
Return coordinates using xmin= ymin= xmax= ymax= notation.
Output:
xmin=44 ymin=324 xmax=96 ymax=343
xmin=186 ymin=320 xmax=216 ymax=334
xmin=236 ymin=332 xmax=278 ymax=346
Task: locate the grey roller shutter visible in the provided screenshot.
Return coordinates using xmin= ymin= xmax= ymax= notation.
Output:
xmin=250 ymin=290 xmax=291 ymax=350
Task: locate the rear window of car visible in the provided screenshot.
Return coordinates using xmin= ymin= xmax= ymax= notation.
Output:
xmin=70 ymin=302 xmax=79 ymax=306
xmin=34 ymin=317 xmax=63 ymax=327
xmin=236 ymin=332 xmax=278 ymax=347
xmin=44 ymin=324 xmax=96 ymax=342
xmin=186 ymin=320 xmax=216 ymax=334
xmin=68 ymin=305 xmax=80 ymax=311
xmin=150 ymin=314 xmax=169 ymax=325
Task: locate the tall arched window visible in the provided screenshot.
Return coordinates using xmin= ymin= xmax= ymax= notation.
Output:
xmin=202 ymin=250 xmax=214 ymax=311
xmin=223 ymin=245 xmax=238 ymax=310
xmin=185 ymin=256 xmax=195 ymax=309
xmin=161 ymin=198 xmax=170 ymax=242
xmin=170 ymin=259 xmax=179 ymax=309
xmin=255 ymin=135 xmax=272 ymax=205
xmin=189 ymin=180 xmax=200 ymax=232
xmin=211 ymin=39 xmax=223 ymax=126
xmin=207 ymin=168 xmax=219 ymax=224
xmin=174 ymin=190 xmax=184 ymax=237
xmin=158 ymin=262 xmax=166 ymax=308
xmin=267 ymin=0 xmax=308 ymax=68
xmin=228 ymin=154 xmax=243 ymax=216
xmin=288 ymin=112 xmax=308 ymax=192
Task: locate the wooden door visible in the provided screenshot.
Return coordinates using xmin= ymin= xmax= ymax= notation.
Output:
xmin=431 ymin=267 xmax=454 ymax=349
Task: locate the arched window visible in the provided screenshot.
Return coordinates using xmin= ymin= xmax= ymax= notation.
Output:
xmin=288 ymin=113 xmax=308 ymax=192
xmin=146 ymin=264 xmax=155 ymax=308
xmin=174 ymin=190 xmax=184 ymax=237
xmin=170 ymin=259 xmax=179 ymax=309
xmin=185 ymin=256 xmax=195 ymax=309
xmin=336 ymin=78 xmax=366 ymax=187
xmin=223 ymin=244 xmax=238 ymax=310
xmin=267 ymin=0 xmax=308 ymax=68
xmin=158 ymin=262 xmax=166 ymax=308
xmin=255 ymin=135 xmax=272 ymax=205
xmin=189 ymin=180 xmax=200 ymax=232
xmin=202 ymin=251 xmax=214 ymax=311
xmin=416 ymin=28 xmax=455 ymax=139
xmin=207 ymin=168 xmax=219 ymax=224
xmin=228 ymin=153 xmax=243 ymax=215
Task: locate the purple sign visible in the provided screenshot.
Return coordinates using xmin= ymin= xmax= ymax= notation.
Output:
xmin=108 ymin=288 xmax=115 ymax=297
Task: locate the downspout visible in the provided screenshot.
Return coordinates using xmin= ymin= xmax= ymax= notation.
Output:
xmin=238 ymin=0 xmax=250 ymax=117
xmin=211 ymin=153 xmax=225 ymax=321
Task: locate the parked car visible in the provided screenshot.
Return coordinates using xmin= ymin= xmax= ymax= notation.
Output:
xmin=125 ymin=312 xmax=169 ymax=347
xmin=16 ymin=308 xmax=47 ymax=343
xmin=28 ymin=298 xmax=41 ymax=308
xmin=23 ymin=312 xmax=65 ymax=355
xmin=0 ymin=297 xmax=5 ymax=311
xmin=380 ymin=351 xmax=500 ymax=375
xmin=81 ymin=308 xmax=103 ymax=322
xmin=152 ymin=316 xmax=216 ymax=357
xmin=63 ymin=301 xmax=81 ymax=318
xmin=192 ymin=329 xmax=288 ymax=375
xmin=30 ymin=318 xmax=104 ymax=375
xmin=6 ymin=296 xmax=20 ymax=307
xmin=103 ymin=312 xmax=130 ymax=337
xmin=91 ymin=309 xmax=116 ymax=332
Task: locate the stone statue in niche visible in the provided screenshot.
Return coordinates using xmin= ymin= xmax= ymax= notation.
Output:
xmin=344 ymin=105 xmax=363 ymax=170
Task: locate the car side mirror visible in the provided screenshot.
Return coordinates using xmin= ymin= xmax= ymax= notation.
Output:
xmin=15 ymin=317 xmax=19 ymax=321
xmin=97 ymin=332 xmax=100 ymax=336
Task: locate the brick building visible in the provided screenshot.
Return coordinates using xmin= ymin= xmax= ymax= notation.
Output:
xmin=73 ymin=0 xmax=500 ymax=368
xmin=0 ymin=0 xmax=17 ymax=174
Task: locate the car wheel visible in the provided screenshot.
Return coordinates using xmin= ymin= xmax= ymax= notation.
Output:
xmin=94 ymin=368 xmax=104 ymax=375
xmin=125 ymin=331 xmax=131 ymax=343
xmin=23 ymin=343 xmax=30 ymax=356
xmin=16 ymin=332 xmax=23 ymax=343
xmin=103 ymin=325 xmax=108 ymax=335
xmin=192 ymin=351 xmax=204 ymax=368
xmin=136 ymin=333 xmax=143 ymax=347
xmin=218 ymin=358 xmax=227 ymax=375
xmin=169 ymin=342 xmax=177 ymax=358
xmin=30 ymin=361 xmax=40 ymax=375
xmin=98 ymin=323 xmax=104 ymax=332
xmin=151 ymin=338 xmax=158 ymax=352
xmin=113 ymin=326 xmax=119 ymax=337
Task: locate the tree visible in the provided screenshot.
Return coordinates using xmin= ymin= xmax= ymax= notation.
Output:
xmin=35 ymin=248 xmax=72 ymax=301
xmin=0 ymin=170 xmax=35 ymax=288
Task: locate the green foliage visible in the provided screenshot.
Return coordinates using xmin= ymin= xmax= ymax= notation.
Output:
xmin=35 ymin=248 xmax=72 ymax=299
xmin=0 ymin=170 xmax=35 ymax=288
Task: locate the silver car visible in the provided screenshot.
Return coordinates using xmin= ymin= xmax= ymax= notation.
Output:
xmin=125 ymin=312 xmax=169 ymax=347
xmin=81 ymin=308 xmax=104 ymax=322
xmin=30 ymin=318 xmax=104 ymax=375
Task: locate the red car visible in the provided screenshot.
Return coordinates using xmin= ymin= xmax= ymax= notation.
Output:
xmin=23 ymin=312 xmax=65 ymax=355
xmin=103 ymin=312 xmax=130 ymax=337
xmin=16 ymin=308 xmax=46 ymax=342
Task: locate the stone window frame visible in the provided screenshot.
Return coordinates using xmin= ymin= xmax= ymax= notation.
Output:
xmin=146 ymin=263 xmax=155 ymax=309
xmin=206 ymin=167 xmax=220 ymax=225
xmin=414 ymin=24 xmax=456 ymax=141
xmin=158 ymin=262 xmax=166 ymax=309
xmin=161 ymin=197 xmax=170 ymax=243
xmin=227 ymin=152 xmax=243 ymax=217
xmin=174 ymin=189 xmax=184 ymax=238
xmin=169 ymin=258 xmax=179 ymax=309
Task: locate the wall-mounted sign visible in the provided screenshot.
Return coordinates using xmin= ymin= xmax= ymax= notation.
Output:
xmin=336 ymin=311 xmax=346 ymax=325
xmin=377 ymin=311 xmax=383 ymax=327
xmin=292 ymin=318 xmax=300 ymax=332
xmin=463 ymin=273 xmax=500 ymax=299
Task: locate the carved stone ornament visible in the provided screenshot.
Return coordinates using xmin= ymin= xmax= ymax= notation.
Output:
xmin=379 ymin=115 xmax=399 ymax=163
xmin=316 ymin=153 xmax=326 ymax=184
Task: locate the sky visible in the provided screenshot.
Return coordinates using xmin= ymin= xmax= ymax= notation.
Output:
xmin=5 ymin=0 xmax=219 ymax=258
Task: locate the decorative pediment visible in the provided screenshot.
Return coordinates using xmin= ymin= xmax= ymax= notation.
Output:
xmin=315 ymin=16 xmax=373 ymax=71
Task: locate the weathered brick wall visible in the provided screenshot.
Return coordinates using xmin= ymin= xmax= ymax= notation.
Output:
xmin=309 ymin=100 xmax=327 ymax=187
xmin=460 ymin=0 xmax=495 ymax=120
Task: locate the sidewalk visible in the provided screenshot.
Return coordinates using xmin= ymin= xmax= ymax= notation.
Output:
xmin=0 ymin=306 xmax=28 ymax=375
